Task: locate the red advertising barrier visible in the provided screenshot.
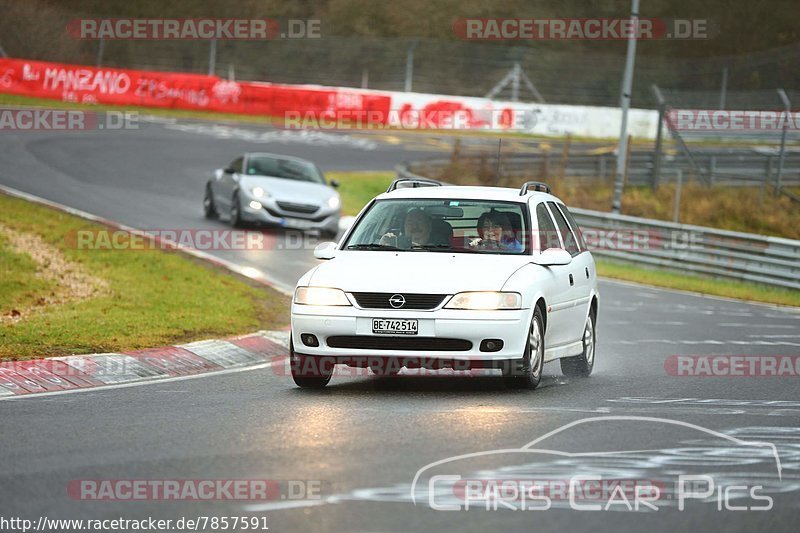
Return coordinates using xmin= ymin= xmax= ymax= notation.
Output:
xmin=0 ymin=58 xmax=391 ymax=123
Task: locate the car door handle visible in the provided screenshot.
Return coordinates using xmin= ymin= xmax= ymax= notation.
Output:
xmin=585 ymin=267 xmax=590 ymax=279
xmin=569 ymin=273 xmax=574 ymax=286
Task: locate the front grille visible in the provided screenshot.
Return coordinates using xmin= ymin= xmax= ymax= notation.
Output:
xmin=265 ymin=206 xmax=328 ymax=222
xmin=351 ymin=292 xmax=447 ymax=310
xmin=326 ymin=336 xmax=472 ymax=351
xmin=276 ymin=201 xmax=319 ymax=214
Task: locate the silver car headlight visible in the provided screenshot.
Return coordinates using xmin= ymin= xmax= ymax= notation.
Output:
xmin=294 ymin=287 xmax=351 ymax=306
xmin=445 ymin=291 xmax=522 ymax=310
xmin=251 ymin=186 xmax=268 ymax=198
xmin=327 ymin=195 xmax=341 ymax=209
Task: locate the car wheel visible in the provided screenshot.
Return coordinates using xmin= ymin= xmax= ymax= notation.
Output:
xmin=561 ymin=310 xmax=596 ymax=377
xmin=290 ymin=338 xmax=333 ymax=388
xmin=503 ymin=306 xmax=544 ymax=389
xmin=203 ymin=184 xmax=218 ymax=219
xmin=230 ymin=192 xmax=244 ymax=228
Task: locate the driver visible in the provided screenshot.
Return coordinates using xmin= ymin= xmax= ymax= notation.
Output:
xmin=379 ymin=208 xmax=433 ymax=248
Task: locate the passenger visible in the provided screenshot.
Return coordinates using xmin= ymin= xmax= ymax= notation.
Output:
xmin=380 ymin=208 xmax=433 ymax=248
xmin=470 ymin=211 xmax=522 ymax=251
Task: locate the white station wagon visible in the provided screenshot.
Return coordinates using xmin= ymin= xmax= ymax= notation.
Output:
xmin=290 ymin=179 xmax=598 ymax=389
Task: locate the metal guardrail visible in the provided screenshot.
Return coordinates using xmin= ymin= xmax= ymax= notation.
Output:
xmin=397 ymin=163 xmax=800 ymax=290
xmin=569 ymin=208 xmax=800 ymax=291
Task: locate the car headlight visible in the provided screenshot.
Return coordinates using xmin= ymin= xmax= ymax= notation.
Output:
xmin=251 ymin=186 xmax=267 ymax=198
xmin=294 ymin=287 xmax=351 ymax=306
xmin=327 ymin=195 xmax=341 ymax=209
xmin=445 ymin=291 xmax=522 ymax=310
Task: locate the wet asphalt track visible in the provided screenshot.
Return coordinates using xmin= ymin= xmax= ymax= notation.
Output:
xmin=1 ymin=116 xmax=799 ymax=532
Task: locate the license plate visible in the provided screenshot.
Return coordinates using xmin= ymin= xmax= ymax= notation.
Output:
xmin=372 ymin=318 xmax=418 ymax=335
xmin=282 ymin=218 xmax=315 ymax=230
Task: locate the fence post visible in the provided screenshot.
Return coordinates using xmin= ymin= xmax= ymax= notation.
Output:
xmin=776 ymin=89 xmax=790 ymax=197
xmin=404 ymin=40 xmax=418 ymax=92
xmin=558 ymin=135 xmax=571 ymax=179
xmin=96 ymin=37 xmax=105 ymax=67
xmin=764 ymin=155 xmax=774 ymax=203
xmin=208 ymin=39 xmax=217 ymax=76
xmin=598 ymin=154 xmax=607 ymax=180
xmin=673 ymin=168 xmax=683 ymax=223
xmin=651 ymin=84 xmax=666 ymax=190
xmin=708 ymin=155 xmax=716 ymax=186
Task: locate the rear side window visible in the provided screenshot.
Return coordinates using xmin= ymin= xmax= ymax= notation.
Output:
xmin=547 ymin=202 xmax=580 ymax=256
xmin=535 ymin=203 xmax=561 ymax=252
xmin=555 ymin=204 xmax=587 ymax=252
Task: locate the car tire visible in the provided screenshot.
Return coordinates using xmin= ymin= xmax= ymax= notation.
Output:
xmin=503 ymin=306 xmax=544 ymax=389
xmin=561 ymin=310 xmax=596 ymax=377
xmin=230 ymin=191 xmax=244 ymax=228
xmin=290 ymin=338 xmax=333 ymax=389
xmin=203 ymin=184 xmax=218 ymax=219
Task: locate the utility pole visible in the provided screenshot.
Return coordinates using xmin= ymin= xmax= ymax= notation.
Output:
xmin=611 ymin=0 xmax=640 ymax=214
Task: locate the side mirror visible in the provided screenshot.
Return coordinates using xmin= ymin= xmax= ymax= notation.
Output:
xmin=224 ymin=167 xmax=236 ymax=174
xmin=313 ymin=241 xmax=337 ymax=260
xmin=329 ymin=179 xmax=340 ymax=189
xmin=533 ymin=248 xmax=572 ymax=266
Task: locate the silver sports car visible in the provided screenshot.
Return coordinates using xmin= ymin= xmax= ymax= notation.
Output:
xmin=204 ymin=152 xmax=341 ymax=237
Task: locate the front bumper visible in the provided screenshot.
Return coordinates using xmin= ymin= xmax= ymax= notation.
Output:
xmin=241 ymin=196 xmax=340 ymax=233
xmin=291 ymin=303 xmax=530 ymax=361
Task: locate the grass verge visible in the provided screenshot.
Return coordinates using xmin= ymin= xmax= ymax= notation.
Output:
xmin=0 ymin=192 xmax=290 ymax=360
xmin=327 ymin=170 xmax=395 ymax=216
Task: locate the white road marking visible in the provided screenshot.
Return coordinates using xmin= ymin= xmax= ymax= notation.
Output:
xmin=613 ymin=339 xmax=800 ymax=346
xmin=720 ymin=323 xmax=796 ymax=328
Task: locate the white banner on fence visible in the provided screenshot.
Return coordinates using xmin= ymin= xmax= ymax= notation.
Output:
xmin=365 ymin=88 xmax=660 ymax=139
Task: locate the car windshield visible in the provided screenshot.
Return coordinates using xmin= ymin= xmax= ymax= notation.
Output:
xmin=344 ymin=198 xmax=529 ymax=254
xmin=246 ymin=156 xmax=324 ymax=184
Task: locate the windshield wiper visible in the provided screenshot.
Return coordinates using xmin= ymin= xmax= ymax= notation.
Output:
xmin=410 ymin=244 xmax=454 ymax=251
xmin=345 ymin=243 xmax=403 ymax=251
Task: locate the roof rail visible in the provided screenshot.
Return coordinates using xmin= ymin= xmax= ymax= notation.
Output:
xmin=519 ymin=181 xmax=551 ymax=196
xmin=386 ymin=177 xmax=443 ymax=193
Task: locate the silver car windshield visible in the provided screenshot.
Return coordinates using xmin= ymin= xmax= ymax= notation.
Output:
xmin=246 ymin=156 xmax=324 ymax=184
xmin=344 ymin=199 xmax=529 ymax=254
